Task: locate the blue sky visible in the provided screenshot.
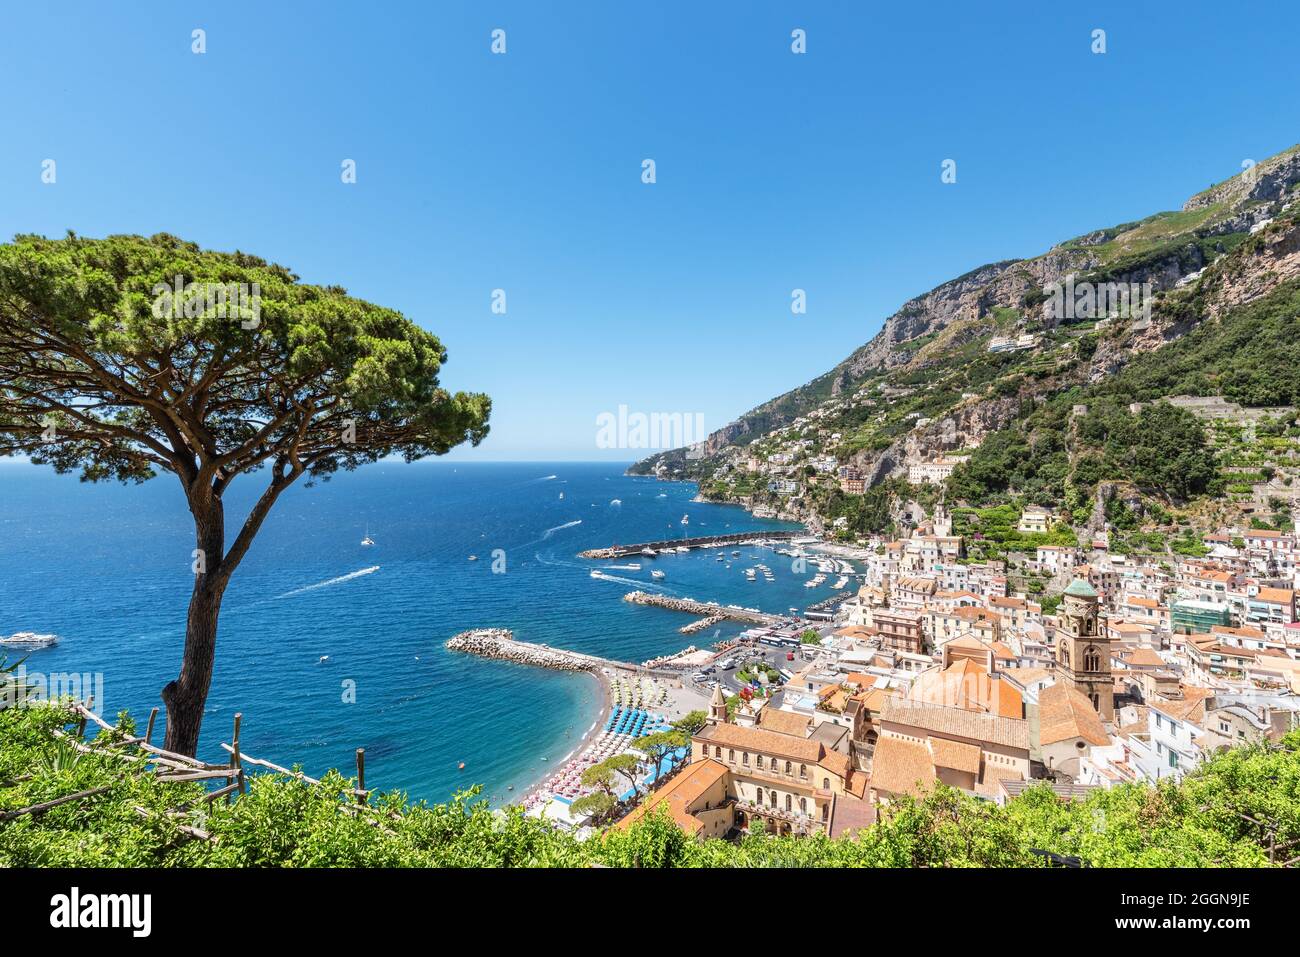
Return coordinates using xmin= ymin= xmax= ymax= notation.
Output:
xmin=2 ymin=1 xmax=1297 ymax=460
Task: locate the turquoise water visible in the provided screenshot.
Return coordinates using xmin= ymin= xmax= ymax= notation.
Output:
xmin=0 ymin=461 xmax=811 ymax=804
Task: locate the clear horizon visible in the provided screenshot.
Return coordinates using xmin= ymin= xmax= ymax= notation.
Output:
xmin=2 ymin=1 xmax=1298 ymax=460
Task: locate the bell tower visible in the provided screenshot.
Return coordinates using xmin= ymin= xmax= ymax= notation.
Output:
xmin=709 ymin=683 xmax=728 ymax=724
xmin=1056 ymin=578 xmax=1112 ymax=720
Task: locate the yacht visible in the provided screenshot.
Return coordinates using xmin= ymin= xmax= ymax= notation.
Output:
xmin=0 ymin=632 xmax=58 ymax=649
xmin=641 ymin=547 xmax=656 ymax=557
xmin=361 ymin=524 xmax=375 ymax=547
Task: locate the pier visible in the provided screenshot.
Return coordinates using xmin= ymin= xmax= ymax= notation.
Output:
xmin=623 ymin=591 xmax=781 ymax=625
xmin=579 ymin=529 xmax=801 ymax=560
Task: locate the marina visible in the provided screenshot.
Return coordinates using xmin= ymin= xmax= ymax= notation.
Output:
xmin=579 ymin=530 xmax=801 ymax=560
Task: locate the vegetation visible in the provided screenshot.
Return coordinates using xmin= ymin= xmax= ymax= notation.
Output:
xmin=4 ymin=703 xmax=1299 ymax=867
xmin=0 ymin=234 xmax=491 ymax=754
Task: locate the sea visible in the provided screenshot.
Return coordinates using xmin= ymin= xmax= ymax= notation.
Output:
xmin=0 ymin=460 xmax=816 ymax=805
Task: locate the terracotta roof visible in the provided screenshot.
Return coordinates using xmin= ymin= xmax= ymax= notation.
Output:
xmin=614 ymin=758 xmax=728 ymax=834
xmin=1038 ymin=682 xmax=1110 ymax=747
xmin=870 ymin=735 xmax=936 ymax=798
xmin=757 ymin=708 xmax=812 ymax=737
xmin=1256 ymin=587 xmax=1295 ymax=605
xmin=695 ymin=722 xmax=824 ymax=762
xmin=881 ymin=699 xmax=1029 ymax=750
xmin=1123 ymin=647 xmax=1166 ymax=668
xmin=819 ymin=748 xmax=852 ymax=780
xmin=908 ymin=659 xmax=1023 ymax=719
xmin=929 ymin=736 xmax=982 ymax=774
xmin=826 ymin=792 xmax=876 ymax=838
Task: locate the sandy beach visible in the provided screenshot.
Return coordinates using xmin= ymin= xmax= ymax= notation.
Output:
xmin=515 ymin=666 xmax=711 ymax=812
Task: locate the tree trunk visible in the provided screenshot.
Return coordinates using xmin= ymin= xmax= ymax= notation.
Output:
xmin=161 ymin=499 xmax=226 ymax=756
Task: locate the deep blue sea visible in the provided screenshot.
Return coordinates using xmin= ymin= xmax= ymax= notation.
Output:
xmin=0 ymin=461 xmax=810 ymax=804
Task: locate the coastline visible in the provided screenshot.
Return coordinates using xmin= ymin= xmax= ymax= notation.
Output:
xmin=514 ymin=667 xmax=612 ymax=807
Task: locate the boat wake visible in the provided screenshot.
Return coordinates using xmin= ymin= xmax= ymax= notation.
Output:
xmin=276 ymin=566 xmax=380 ymax=599
xmin=541 ymin=519 xmax=582 ymax=539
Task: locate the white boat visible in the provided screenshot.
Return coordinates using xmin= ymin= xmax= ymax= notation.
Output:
xmin=675 ymin=546 xmax=689 ymax=553
xmin=361 ymin=524 xmax=375 ymax=547
xmin=468 ymin=555 xmax=478 ymax=561
xmin=559 ymin=492 xmax=565 ymax=500
xmin=680 ymin=514 xmax=689 ymax=525
xmin=651 ymin=570 xmax=666 ymax=580
xmin=641 ymin=548 xmax=656 ymax=557
xmin=610 ymin=499 xmax=621 ymax=506
xmin=590 ymin=569 xmax=603 ymax=578
xmin=745 ymin=569 xmax=757 ymax=581
xmin=0 ymin=631 xmax=58 ymax=649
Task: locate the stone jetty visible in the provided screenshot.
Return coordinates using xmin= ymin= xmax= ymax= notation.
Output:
xmin=579 ymin=530 xmax=800 ymax=560
xmin=446 ymin=628 xmax=615 ymax=672
xmin=679 ymin=614 xmax=725 ymax=635
xmin=623 ymin=591 xmax=779 ymax=625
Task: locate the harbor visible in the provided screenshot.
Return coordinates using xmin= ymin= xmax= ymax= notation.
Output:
xmin=622 ymin=591 xmax=782 ymax=625
xmin=578 ymin=530 xmax=802 ymax=560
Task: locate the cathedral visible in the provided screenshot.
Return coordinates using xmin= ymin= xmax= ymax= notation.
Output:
xmin=1055 ymin=578 xmax=1113 ymax=721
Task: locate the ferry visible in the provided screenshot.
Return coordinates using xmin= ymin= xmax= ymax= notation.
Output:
xmin=0 ymin=632 xmax=58 ymax=649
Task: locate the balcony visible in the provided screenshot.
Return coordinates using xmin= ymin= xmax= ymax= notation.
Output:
xmin=736 ymin=800 xmax=821 ymax=834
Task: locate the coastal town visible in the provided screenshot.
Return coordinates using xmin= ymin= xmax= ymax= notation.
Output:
xmin=450 ymin=492 xmax=1300 ymax=842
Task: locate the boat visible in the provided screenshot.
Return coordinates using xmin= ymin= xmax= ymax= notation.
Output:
xmin=559 ymin=492 xmax=565 ymax=500
xmin=745 ymin=569 xmax=757 ymax=581
xmin=610 ymin=499 xmax=621 ymax=505
xmin=641 ymin=548 xmax=656 ymax=557
xmin=590 ymin=569 xmax=603 ymax=578
xmin=0 ymin=632 xmax=58 ymax=649
xmin=361 ymin=523 xmax=374 ymax=547
xmin=674 ymin=546 xmax=688 ymax=553
xmin=468 ymin=555 xmax=478 ymax=561
xmin=651 ymin=570 xmax=666 ymax=580
xmin=680 ymin=514 xmax=689 ymax=525
xmin=732 ymin=550 xmax=740 ymax=557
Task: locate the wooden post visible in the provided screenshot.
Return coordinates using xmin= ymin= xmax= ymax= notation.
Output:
xmin=230 ymin=713 xmax=244 ymax=799
xmin=355 ymin=748 xmax=366 ymax=805
xmin=144 ymin=708 xmax=159 ymax=745
xmin=75 ymin=696 xmax=91 ymax=739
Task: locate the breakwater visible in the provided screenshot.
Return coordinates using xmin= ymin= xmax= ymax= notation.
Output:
xmin=579 ymin=530 xmax=801 ymax=560
xmin=446 ymin=629 xmax=623 ymax=672
xmin=623 ymin=591 xmax=780 ymax=625
xmin=680 ymin=615 xmax=725 ymax=635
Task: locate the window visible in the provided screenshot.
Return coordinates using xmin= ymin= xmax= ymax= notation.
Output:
xmin=800 ymin=797 xmax=807 ymax=814
xmin=785 ymin=761 xmax=792 ymax=774
xmin=715 ymin=746 xmax=722 ymax=758
xmin=822 ymin=777 xmax=830 ymax=790
xmin=743 ymin=752 xmax=750 ymax=766
xmin=728 ymin=749 xmax=735 ymax=763
xmin=785 ymin=794 xmax=792 ymax=812
xmin=769 ymin=790 xmax=777 ymax=808
xmin=755 ymin=755 xmax=763 ymax=769
xmin=800 ymin=764 xmax=807 ymax=779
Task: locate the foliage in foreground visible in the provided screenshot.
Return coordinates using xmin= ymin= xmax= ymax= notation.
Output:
xmin=2 ymin=703 xmax=1297 ymax=867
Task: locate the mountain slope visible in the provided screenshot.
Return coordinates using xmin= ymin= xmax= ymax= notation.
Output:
xmin=631 ymin=145 xmax=1300 ymax=539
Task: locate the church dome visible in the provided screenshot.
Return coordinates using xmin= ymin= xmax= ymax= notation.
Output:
xmin=1064 ymin=578 xmax=1099 ymax=599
